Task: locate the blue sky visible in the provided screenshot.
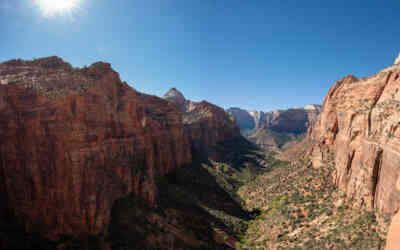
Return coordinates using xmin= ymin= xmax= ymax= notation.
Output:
xmin=1 ymin=0 xmax=400 ymax=111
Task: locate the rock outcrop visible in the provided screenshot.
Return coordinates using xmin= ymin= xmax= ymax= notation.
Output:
xmin=0 ymin=57 xmax=192 ymax=240
xmin=164 ymin=88 xmax=241 ymax=160
xmin=395 ymin=52 xmax=400 ymax=65
xmin=310 ymin=57 xmax=400 ymax=216
xmin=163 ymin=87 xmax=187 ymax=110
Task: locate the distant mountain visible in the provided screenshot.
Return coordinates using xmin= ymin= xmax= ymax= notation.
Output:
xmin=225 ymin=107 xmax=256 ymax=132
xmin=227 ymin=105 xmax=321 ymax=149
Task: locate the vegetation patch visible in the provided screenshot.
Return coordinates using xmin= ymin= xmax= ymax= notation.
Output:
xmin=235 ymin=153 xmax=389 ymax=249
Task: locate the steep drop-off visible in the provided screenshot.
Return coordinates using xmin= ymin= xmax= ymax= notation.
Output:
xmin=0 ymin=56 xmax=191 ymax=239
xmin=0 ymin=57 xmax=247 ymax=249
xmin=310 ymin=57 xmax=400 ymax=216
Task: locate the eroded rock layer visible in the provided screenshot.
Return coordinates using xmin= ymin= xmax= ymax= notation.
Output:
xmin=164 ymin=88 xmax=241 ymax=160
xmin=0 ymin=57 xmax=192 ymax=239
xmin=310 ymin=63 xmax=400 ymax=216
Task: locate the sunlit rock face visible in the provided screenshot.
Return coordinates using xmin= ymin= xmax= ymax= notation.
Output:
xmin=227 ymin=106 xmax=321 ymax=149
xmin=395 ymin=52 xmax=400 ymax=65
xmin=226 ymin=107 xmax=255 ymax=132
xmin=228 ymin=106 xmax=321 ymax=134
xmin=386 ymin=211 xmax=400 ymax=250
xmin=310 ymin=56 xmax=400 ymax=216
xmin=163 ymin=87 xmax=187 ymax=111
xmin=0 ymin=57 xmax=192 ymax=238
xmin=164 ymin=88 xmax=241 ymax=160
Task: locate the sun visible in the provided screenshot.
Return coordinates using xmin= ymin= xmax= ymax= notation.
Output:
xmin=35 ymin=0 xmax=80 ymax=17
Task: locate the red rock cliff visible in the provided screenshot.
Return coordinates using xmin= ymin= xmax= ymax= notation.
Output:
xmin=0 ymin=57 xmax=191 ymax=239
xmin=310 ymin=61 xmax=400 ymax=216
xmin=163 ymin=88 xmax=241 ymax=160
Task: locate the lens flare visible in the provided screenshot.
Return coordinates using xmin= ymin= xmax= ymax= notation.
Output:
xmin=35 ymin=0 xmax=80 ymax=18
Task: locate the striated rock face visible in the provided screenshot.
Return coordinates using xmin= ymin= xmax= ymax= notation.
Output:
xmin=183 ymin=101 xmax=240 ymax=160
xmin=227 ymin=108 xmax=272 ymax=132
xmin=164 ymin=88 xmax=241 ymax=160
xmin=0 ymin=57 xmax=192 ymax=239
xmin=249 ymin=110 xmax=272 ymax=130
xmin=269 ymin=108 xmax=319 ymax=134
xmin=310 ymin=60 xmax=400 ymax=216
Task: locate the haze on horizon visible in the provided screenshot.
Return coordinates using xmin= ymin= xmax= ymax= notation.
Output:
xmin=1 ymin=0 xmax=399 ymax=111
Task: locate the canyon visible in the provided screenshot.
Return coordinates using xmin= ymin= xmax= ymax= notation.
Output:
xmin=0 ymin=55 xmax=399 ymax=249
xmin=0 ymin=57 xmax=243 ymax=249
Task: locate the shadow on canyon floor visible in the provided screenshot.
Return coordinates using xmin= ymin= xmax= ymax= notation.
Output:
xmin=1 ymin=136 xmax=276 ymax=250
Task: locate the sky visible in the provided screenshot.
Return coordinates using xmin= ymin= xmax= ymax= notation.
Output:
xmin=1 ymin=0 xmax=400 ymax=111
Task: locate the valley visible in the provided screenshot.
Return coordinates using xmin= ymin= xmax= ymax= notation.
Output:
xmin=2 ymin=1 xmax=400 ymax=249
xmin=236 ymin=143 xmax=389 ymax=249
xmin=0 ymin=55 xmax=399 ymax=250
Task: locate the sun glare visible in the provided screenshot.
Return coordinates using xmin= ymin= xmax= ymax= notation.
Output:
xmin=35 ymin=0 xmax=80 ymax=17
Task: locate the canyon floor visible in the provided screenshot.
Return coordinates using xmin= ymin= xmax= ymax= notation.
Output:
xmin=155 ymin=137 xmax=392 ymax=249
xmin=237 ymin=145 xmax=390 ymax=249
xmin=1 ymin=137 xmax=391 ymax=250
xmin=193 ymin=138 xmax=390 ymax=249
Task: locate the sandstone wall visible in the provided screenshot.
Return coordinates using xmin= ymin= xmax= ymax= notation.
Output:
xmin=0 ymin=57 xmax=192 ymax=239
xmin=310 ymin=68 xmax=400 ymax=216
xmin=164 ymin=89 xmax=241 ymax=161
xmin=183 ymin=101 xmax=241 ymax=160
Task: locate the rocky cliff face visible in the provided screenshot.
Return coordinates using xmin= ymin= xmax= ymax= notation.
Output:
xmin=248 ymin=110 xmax=272 ymax=130
xmin=226 ymin=108 xmax=255 ymax=132
xmin=228 ymin=105 xmax=321 ymax=135
xmin=310 ymin=60 xmax=400 ymax=216
xmin=0 ymin=57 xmax=192 ymax=240
xmin=228 ymin=106 xmax=321 ymax=149
xmin=164 ymin=88 xmax=241 ymax=160
xmin=163 ymin=87 xmax=187 ymax=110
xmin=268 ymin=108 xmax=320 ymax=134
xmin=226 ymin=108 xmax=272 ymax=132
